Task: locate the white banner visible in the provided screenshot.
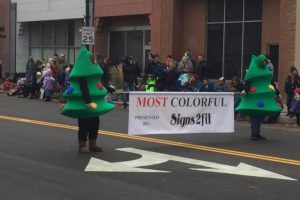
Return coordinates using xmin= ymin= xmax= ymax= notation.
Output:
xmin=128 ymin=92 xmax=234 ymax=135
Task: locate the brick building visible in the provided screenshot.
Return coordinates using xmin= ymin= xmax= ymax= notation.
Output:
xmin=0 ymin=0 xmax=11 ymax=76
xmin=93 ymin=0 xmax=300 ymax=92
xmin=2 ymin=0 xmax=300 ymax=93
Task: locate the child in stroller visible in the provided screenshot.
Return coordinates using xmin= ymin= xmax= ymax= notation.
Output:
xmin=17 ymin=77 xmax=30 ymax=97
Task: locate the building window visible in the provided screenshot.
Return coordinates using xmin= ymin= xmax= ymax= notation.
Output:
xmin=207 ymin=0 xmax=262 ymax=79
xmin=55 ymin=21 xmax=68 ymax=46
xmin=109 ymin=29 xmax=150 ymax=72
xmin=42 ymin=22 xmax=54 ymax=46
xmin=30 ymin=23 xmax=42 ymax=46
xmin=109 ymin=31 xmax=126 ymax=65
xmin=29 ymin=20 xmax=83 ymax=64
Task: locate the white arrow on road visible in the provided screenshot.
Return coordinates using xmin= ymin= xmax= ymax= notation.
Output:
xmin=85 ymin=148 xmax=297 ymax=181
xmin=85 ymin=148 xmax=170 ymax=173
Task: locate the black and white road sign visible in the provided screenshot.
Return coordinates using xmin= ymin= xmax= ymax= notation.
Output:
xmin=82 ymin=27 xmax=94 ymax=45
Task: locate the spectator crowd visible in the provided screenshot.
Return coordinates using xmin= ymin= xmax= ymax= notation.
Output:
xmin=0 ymin=49 xmax=300 ymax=127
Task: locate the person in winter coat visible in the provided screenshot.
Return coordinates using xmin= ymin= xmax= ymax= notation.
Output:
xmin=25 ymin=56 xmax=38 ymax=98
xmin=193 ymin=55 xmax=210 ymax=80
xmin=178 ymin=55 xmax=193 ymax=74
xmin=26 ymin=56 xmax=35 ymax=73
xmin=284 ymin=65 xmax=300 ymax=116
xmin=293 ymin=88 xmax=300 ymax=126
xmin=100 ymin=57 xmax=111 ymax=89
xmin=215 ymin=77 xmax=228 ymax=92
xmin=230 ymin=76 xmax=244 ymax=109
xmin=187 ymin=74 xmax=203 ymax=92
xmin=122 ymin=56 xmax=137 ymax=108
xmin=200 ymin=77 xmax=214 ymax=92
xmin=42 ymin=69 xmax=55 ymax=101
xmin=42 ymin=58 xmax=55 ymax=77
xmin=164 ymin=56 xmax=178 ymax=91
xmin=56 ymin=54 xmax=67 ymax=89
xmin=145 ymin=53 xmax=156 ymax=77
xmin=153 ymin=56 xmax=167 ymax=91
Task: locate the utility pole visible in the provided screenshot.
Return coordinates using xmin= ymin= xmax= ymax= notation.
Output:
xmin=85 ymin=0 xmax=90 ymax=50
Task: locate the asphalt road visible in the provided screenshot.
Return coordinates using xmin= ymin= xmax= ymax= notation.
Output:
xmin=0 ymin=94 xmax=300 ymax=200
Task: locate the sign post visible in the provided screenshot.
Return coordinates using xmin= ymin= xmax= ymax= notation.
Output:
xmin=81 ymin=26 xmax=95 ymax=45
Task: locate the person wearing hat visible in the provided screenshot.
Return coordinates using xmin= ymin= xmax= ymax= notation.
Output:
xmin=284 ymin=65 xmax=300 ymax=116
xmin=265 ymin=58 xmax=274 ymax=73
xmin=215 ymin=77 xmax=228 ymax=92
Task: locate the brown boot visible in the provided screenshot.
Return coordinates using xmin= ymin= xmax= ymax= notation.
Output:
xmin=78 ymin=140 xmax=89 ymax=154
xmin=89 ymin=139 xmax=103 ymax=152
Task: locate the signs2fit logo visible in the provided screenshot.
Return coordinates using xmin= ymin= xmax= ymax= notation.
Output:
xmin=170 ymin=113 xmax=211 ymax=127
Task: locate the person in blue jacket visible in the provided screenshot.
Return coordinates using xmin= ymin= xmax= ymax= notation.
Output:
xmin=200 ymin=77 xmax=214 ymax=92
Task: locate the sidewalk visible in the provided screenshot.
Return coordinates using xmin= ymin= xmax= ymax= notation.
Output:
xmin=275 ymin=107 xmax=299 ymax=125
xmin=235 ymin=107 xmax=298 ymax=126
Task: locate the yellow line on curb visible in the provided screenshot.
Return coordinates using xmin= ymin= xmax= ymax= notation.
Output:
xmin=1 ymin=114 xmax=300 ymax=167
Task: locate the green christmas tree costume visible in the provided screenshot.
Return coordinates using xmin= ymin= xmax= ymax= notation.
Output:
xmin=235 ymin=54 xmax=282 ymax=116
xmin=60 ymin=46 xmax=115 ymax=118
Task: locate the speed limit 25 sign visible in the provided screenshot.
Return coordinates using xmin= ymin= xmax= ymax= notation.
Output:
xmin=82 ymin=27 xmax=95 ymax=45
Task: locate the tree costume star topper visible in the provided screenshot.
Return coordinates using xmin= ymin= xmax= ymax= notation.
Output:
xmin=60 ymin=46 xmax=115 ymax=118
xmin=236 ymin=54 xmax=281 ymax=116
